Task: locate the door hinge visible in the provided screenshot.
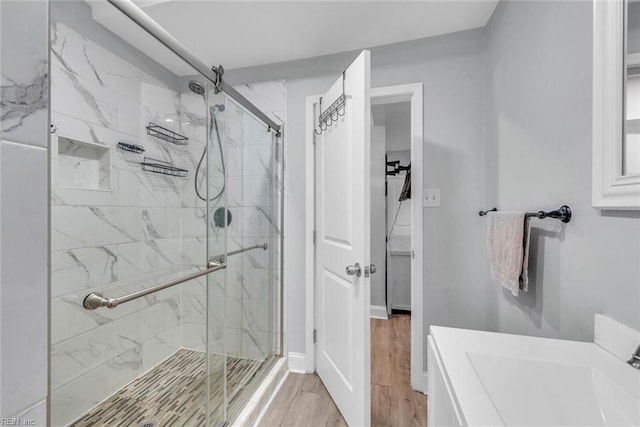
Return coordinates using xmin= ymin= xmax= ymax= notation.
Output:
xmin=313 ymin=230 xmax=317 ymax=244
xmin=313 ymin=329 xmax=317 ymax=344
xmin=313 ymin=131 xmax=317 ymax=145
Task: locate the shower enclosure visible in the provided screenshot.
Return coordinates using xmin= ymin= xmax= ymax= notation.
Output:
xmin=49 ymin=1 xmax=283 ymax=425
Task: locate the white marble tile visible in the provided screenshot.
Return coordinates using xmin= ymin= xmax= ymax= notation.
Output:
xmin=241 ymin=299 xmax=271 ymax=333
xmin=226 ymin=297 xmax=243 ymax=329
xmin=107 ymin=242 xmax=143 ymax=284
xmin=51 ymin=205 xmax=142 ymax=250
xmin=118 ymin=168 xmax=184 ymax=208
xmin=50 ymin=21 xmax=140 ymax=100
xmin=51 ymin=322 xmax=119 ymax=390
xmin=222 ymin=136 xmax=243 ymax=178
xmin=233 ymin=80 xmax=286 ymax=115
xmin=0 ymin=1 xmax=49 ymax=146
xmin=51 ymin=348 xmax=144 ymax=426
xmin=141 ymin=325 xmax=181 ymax=371
xmin=0 ymin=142 xmax=48 ymax=417
xmin=226 ymin=328 xmax=243 ymax=358
xmin=244 ymin=143 xmax=275 ymax=178
xmin=56 ymin=136 xmax=111 ymax=190
xmin=51 ymin=246 xmax=118 ymax=298
xmin=180 ymin=274 xmax=210 ymax=296
xmin=241 ymin=329 xmax=270 ymax=361
xmin=50 ymin=293 xmax=115 ymax=344
xmin=51 ymin=58 xmax=118 ymax=129
xmin=180 ymin=207 xmax=208 ymax=238
xmin=182 ymin=322 xmax=207 ymax=352
xmin=238 ymin=268 xmax=272 ymax=301
xmin=11 ymin=399 xmax=47 ymax=427
xmin=178 ymin=92 xmax=207 ymax=142
xmin=242 ymin=117 xmax=274 ymax=147
xmin=180 ymin=236 xmax=208 ymax=267
xmin=182 ymin=293 xmax=207 ymax=324
xmin=240 ymin=206 xmax=277 ymax=238
xmin=243 ymin=175 xmax=274 ymax=208
xmin=142 ymin=207 xmax=182 ymax=239
xmin=115 ymin=93 xmax=146 ymax=138
xmin=117 ymin=296 xmax=181 ymax=350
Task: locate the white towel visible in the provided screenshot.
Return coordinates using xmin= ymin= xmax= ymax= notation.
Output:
xmin=519 ymin=217 xmax=532 ymax=292
xmin=486 ymin=212 xmax=531 ymax=296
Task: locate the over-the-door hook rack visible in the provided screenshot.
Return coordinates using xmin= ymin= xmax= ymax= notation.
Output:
xmin=314 ymin=72 xmax=346 ymax=135
xmin=479 ymin=205 xmax=572 ymax=223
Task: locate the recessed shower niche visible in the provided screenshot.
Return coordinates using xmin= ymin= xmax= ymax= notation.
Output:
xmin=56 ymin=136 xmax=111 ymax=190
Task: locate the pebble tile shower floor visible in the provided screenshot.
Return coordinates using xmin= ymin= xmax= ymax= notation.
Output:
xmin=70 ymin=349 xmax=264 ymax=427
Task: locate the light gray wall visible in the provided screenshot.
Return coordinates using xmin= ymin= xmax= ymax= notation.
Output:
xmin=485 ymin=0 xmax=640 ymax=340
xmin=228 ymin=0 xmax=640 ymax=362
xmin=371 ymin=125 xmax=386 ymax=308
xmin=628 ymin=2 xmax=640 ymax=55
xmin=385 ymin=103 xmax=411 ymax=152
xmin=227 ymin=28 xmax=489 ymax=358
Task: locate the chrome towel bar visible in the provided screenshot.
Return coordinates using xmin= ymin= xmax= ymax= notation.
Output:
xmin=83 ymin=243 xmax=268 ymax=310
xmin=208 ymin=243 xmax=268 ymax=265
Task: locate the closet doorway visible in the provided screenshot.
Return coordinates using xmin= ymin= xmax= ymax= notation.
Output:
xmin=371 ymin=101 xmax=413 ymax=317
xmin=370 ymin=94 xmax=426 ymax=424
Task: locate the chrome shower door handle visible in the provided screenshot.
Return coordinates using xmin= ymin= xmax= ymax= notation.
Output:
xmin=346 ymin=263 xmax=362 ymax=277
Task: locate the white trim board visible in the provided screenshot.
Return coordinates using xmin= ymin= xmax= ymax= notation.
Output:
xmin=305 ymin=83 xmax=426 ymax=394
xmin=287 ymin=352 xmax=311 ymax=374
xmin=370 ymin=305 xmax=389 ymax=320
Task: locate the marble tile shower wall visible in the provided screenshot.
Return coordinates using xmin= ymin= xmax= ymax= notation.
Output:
xmin=0 ymin=1 xmax=49 ymax=424
xmin=188 ymin=81 xmax=286 ymax=362
xmin=49 ymin=21 xmax=211 ymax=425
xmin=202 ymin=82 xmax=286 ymax=361
xmin=48 ymin=18 xmax=286 ymax=424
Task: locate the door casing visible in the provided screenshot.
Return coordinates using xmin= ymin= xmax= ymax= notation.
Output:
xmin=304 ymin=83 xmax=426 ymax=393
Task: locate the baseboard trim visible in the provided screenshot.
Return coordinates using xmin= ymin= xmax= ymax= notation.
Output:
xmin=370 ymin=305 xmax=388 ymax=319
xmin=287 ymin=352 xmax=309 ymax=373
xmin=411 ymin=371 xmax=429 ymax=395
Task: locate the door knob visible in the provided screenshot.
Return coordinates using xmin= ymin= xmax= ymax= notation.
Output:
xmin=346 ymin=263 xmax=362 ymax=277
xmin=364 ymin=264 xmax=377 ymax=277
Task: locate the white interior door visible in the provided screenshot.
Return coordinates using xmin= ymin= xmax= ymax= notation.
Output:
xmin=314 ymin=50 xmax=371 ymax=426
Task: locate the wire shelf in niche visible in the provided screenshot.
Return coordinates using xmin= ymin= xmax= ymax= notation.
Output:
xmin=140 ymin=157 xmax=188 ymax=178
xmin=146 ymin=122 xmax=188 ymax=145
xmin=117 ymin=142 xmax=145 ymax=154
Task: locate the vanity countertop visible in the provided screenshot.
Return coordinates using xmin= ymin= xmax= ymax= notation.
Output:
xmin=430 ymin=321 xmax=640 ymax=426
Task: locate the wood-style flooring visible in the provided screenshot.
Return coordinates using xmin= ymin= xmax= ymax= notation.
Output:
xmin=371 ymin=315 xmax=427 ymax=426
xmin=259 ymin=314 xmax=427 ymax=426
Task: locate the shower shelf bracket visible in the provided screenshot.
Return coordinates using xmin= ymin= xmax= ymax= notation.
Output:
xmin=146 ymin=122 xmax=189 ymax=145
xmin=141 ymin=157 xmax=188 ymax=178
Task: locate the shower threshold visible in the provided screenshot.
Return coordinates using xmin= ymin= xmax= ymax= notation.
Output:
xmin=70 ymin=349 xmax=267 ymax=427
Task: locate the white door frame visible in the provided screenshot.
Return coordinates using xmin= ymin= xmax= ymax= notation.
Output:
xmin=305 ymin=83 xmax=426 ymax=393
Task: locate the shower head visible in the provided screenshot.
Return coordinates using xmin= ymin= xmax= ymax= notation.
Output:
xmin=188 ymin=80 xmax=206 ymax=96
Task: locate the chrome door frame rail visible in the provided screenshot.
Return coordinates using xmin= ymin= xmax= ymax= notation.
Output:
xmin=83 ymin=262 xmax=226 ymax=310
xmin=106 ymin=0 xmax=282 ymax=136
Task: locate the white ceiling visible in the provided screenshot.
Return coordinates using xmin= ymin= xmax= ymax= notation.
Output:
xmin=91 ymin=0 xmax=499 ymax=76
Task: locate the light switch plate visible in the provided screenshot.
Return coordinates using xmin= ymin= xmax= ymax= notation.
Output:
xmin=423 ymin=188 xmax=440 ymax=207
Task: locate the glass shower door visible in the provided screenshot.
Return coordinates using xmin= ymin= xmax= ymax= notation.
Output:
xmin=206 ymin=91 xmax=280 ymax=424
